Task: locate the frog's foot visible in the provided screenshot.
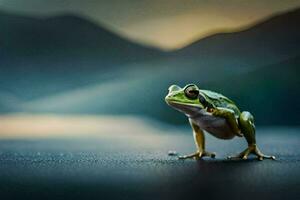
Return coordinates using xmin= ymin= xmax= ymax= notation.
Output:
xmin=178 ymin=151 xmax=216 ymax=160
xmin=227 ymin=144 xmax=275 ymax=161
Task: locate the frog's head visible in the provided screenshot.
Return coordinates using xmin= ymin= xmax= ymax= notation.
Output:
xmin=165 ymin=84 xmax=205 ymax=117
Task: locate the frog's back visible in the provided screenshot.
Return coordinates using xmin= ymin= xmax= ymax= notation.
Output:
xmin=200 ymin=89 xmax=240 ymax=116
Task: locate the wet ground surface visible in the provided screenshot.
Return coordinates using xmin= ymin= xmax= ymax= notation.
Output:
xmin=0 ymin=127 xmax=299 ymax=200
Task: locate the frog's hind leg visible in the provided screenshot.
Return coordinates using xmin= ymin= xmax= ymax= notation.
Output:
xmin=228 ymin=111 xmax=275 ymax=161
xmin=178 ymin=119 xmax=216 ymax=159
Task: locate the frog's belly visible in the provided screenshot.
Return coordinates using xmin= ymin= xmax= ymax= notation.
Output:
xmin=192 ymin=114 xmax=236 ymax=139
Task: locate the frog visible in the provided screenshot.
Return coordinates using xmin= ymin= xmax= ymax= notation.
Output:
xmin=165 ymin=84 xmax=275 ymax=161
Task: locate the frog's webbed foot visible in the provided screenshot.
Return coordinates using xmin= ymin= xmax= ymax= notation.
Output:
xmin=178 ymin=151 xmax=216 ymax=160
xmin=227 ymin=144 xmax=275 ymax=161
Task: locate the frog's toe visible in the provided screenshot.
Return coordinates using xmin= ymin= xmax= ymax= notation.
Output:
xmin=178 ymin=151 xmax=216 ymax=160
xmin=178 ymin=152 xmax=199 ymax=159
xmin=254 ymin=147 xmax=276 ymax=161
xmin=257 ymin=155 xmax=275 ymax=161
xmin=228 ymin=145 xmax=275 ymax=161
xmin=178 ymin=155 xmax=189 ymax=159
xmin=242 ymin=155 xmax=248 ymax=160
xmin=227 ymin=148 xmax=250 ymax=160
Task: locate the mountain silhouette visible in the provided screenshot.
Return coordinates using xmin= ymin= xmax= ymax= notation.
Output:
xmin=172 ymin=8 xmax=300 ymax=67
xmin=0 ymin=12 xmax=162 ymax=61
xmin=0 ymin=12 xmax=164 ymax=100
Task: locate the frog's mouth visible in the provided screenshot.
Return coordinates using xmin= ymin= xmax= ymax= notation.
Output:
xmin=166 ymin=100 xmax=204 ymax=116
xmin=166 ymin=100 xmax=202 ymax=108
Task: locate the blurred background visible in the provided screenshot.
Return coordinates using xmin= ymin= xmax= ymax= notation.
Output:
xmin=0 ymin=1 xmax=300 ymax=199
xmin=0 ymin=0 xmax=300 ymax=133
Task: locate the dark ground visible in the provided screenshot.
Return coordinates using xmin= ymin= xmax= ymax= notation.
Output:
xmin=0 ymin=127 xmax=299 ymax=200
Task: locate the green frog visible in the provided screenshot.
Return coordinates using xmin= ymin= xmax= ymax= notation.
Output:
xmin=165 ymin=84 xmax=275 ymax=161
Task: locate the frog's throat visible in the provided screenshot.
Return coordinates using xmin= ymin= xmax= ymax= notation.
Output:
xmin=166 ymin=100 xmax=204 ymax=117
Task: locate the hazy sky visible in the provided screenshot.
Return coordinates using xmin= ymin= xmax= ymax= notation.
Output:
xmin=1 ymin=0 xmax=300 ymax=50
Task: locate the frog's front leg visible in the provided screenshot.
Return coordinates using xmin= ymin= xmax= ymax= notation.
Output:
xmin=178 ymin=119 xmax=216 ymax=159
xmin=228 ymin=111 xmax=275 ymax=161
xmin=211 ymin=107 xmax=242 ymax=136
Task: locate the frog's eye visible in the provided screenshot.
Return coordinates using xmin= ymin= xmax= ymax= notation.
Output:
xmin=184 ymin=85 xmax=199 ymax=100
